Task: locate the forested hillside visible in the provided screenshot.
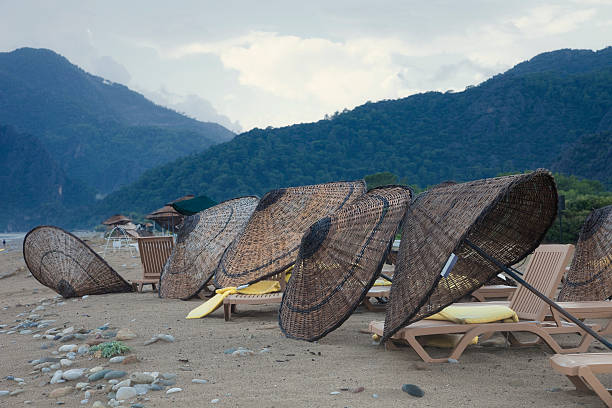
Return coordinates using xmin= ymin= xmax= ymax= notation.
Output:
xmin=98 ymin=47 xmax=612 ymax=217
xmin=0 ymin=48 xmax=234 ymax=192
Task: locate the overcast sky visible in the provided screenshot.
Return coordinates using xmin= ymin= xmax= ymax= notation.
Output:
xmin=1 ymin=1 xmax=611 ymax=132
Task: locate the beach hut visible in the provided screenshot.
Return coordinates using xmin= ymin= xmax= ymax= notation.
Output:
xmin=146 ymin=195 xmax=194 ymax=233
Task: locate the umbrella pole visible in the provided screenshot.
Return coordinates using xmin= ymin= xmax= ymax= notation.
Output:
xmin=464 ymin=238 xmax=612 ymax=351
xmin=380 ymin=273 xmax=393 ymax=282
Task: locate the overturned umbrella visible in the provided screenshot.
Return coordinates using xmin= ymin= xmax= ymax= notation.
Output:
xmin=159 ymin=196 xmax=260 ymax=299
xmin=383 ymin=170 xmax=559 ymax=342
xmin=558 ymin=204 xmax=612 ymax=301
xmin=213 ymin=180 xmax=366 ymax=288
xmin=279 ymin=186 xmax=412 ymax=341
xmin=23 ymin=226 xmax=133 ymax=297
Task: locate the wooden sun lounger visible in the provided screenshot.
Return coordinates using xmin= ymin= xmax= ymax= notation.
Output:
xmin=368 ymin=244 xmax=597 ymax=363
xmin=223 ymin=270 xmax=287 ymax=321
xmin=363 ymin=264 xmax=394 ymax=311
xmin=551 ymin=353 xmax=612 ymax=407
xmin=471 ymin=284 xmax=516 ymax=302
xmin=132 ymin=236 xmax=174 ymax=292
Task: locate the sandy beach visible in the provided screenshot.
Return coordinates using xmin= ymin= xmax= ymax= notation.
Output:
xmin=0 ymin=235 xmax=610 ymax=407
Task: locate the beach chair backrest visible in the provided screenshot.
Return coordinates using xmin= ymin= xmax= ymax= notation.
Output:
xmin=510 ymin=244 xmax=574 ymax=321
xmin=137 ymin=236 xmax=174 ymax=280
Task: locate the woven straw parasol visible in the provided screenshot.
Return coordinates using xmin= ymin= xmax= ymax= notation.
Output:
xmin=382 ymin=170 xmax=558 ymax=342
xmin=159 ymin=196 xmax=260 ymax=299
xmin=23 ymin=226 xmax=133 ymax=297
xmin=213 ymin=180 xmax=367 ymax=288
xmin=102 ymin=214 xmax=131 ymax=226
xmin=279 ymin=186 xmax=412 ymax=341
xmin=558 ymin=205 xmax=612 ymax=301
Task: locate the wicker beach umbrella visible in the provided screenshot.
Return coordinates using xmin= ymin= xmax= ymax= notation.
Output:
xmin=23 ymin=226 xmax=133 ymax=297
xmin=558 ymin=205 xmax=612 ymax=301
xmin=382 ymin=170 xmax=558 ymax=341
xmin=279 ymin=186 xmax=412 ymax=341
xmin=213 ymin=180 xmax=367 ymax=288
xmin=159 ymin=196 xmax=260 ymax=299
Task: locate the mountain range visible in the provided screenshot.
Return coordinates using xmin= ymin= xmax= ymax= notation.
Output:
xmin=97 ymin=47 xmax=612 ymax=219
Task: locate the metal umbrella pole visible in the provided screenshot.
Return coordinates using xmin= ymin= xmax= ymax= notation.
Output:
xmin=464 ymin=238 xmax=612 ymax=350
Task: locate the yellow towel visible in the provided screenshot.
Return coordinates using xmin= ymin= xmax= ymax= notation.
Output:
xmin=186 ymin=280 xmax=281 ymax=319
xmin=373 ymin=277 xmax=392 ymax=286
xmin=425 ymin=304 xmax=519 ymax=324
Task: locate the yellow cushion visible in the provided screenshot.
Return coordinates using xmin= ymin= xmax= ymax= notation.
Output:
xmin=422 ymin=334 xmax=478 ymax=348
xmin=373 ymin=277 xmax=392 ymax=286
xmin=425 ymin=304 xmax=519 ymax=324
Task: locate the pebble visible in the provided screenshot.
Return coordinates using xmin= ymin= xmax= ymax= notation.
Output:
xmin=156 ymin=379 xmax=176 ymax=387
xmin=231 ymin=347 xmax=254 ymax=357
xmin=77 ymin=346 xmax=89 ymax=355
xmin=132 ymin=373 xmax=154 ymax=384
xmin=0 ymin=391 xmax=9 ymax=397
xmin=372 ymin=394 xmax=379 ymax=399
xmin=89 ymin=366 xmax=105 ymax=373
xmin=166 ymin=387 xmax=182 ymax=395
xmin=76 ymin=382 xmax=89 ymax=390
xmin=97 ymin=324 xmax=109 ymax=331
xmin=108 ymin=380 xmax=119 ymax=385
xmin=60 ymin=359 xmax=73 ymax=367
xmin=50 ymin=364 xmax=61 ymax=370
xmin=60 ymin=334 xmax=75 ymax=343
xmin=9 ymin=389 xmax=24 ymax=396
xmin=223 ymin=348 xmax=236 ymax=354
xmin=192 ymin=379 xmax=208 ymax=384
xmin=115 ymin=387 xmax=137 ymax=400
xmin=42 ymin=367 xmax=51 ymax=373
xmin=50 ymin=386 xmax=73 ymax=398
xmin=58 ymin=344 xmax=77 ymax=352
xmin=92 ymin=401 xmax=105 ymax=408
xmin=84 ymin=391 xmax=91 ymax=399
xmin=133 ymin=384 xmax=149 ymax=395
xmin=116 ymin=329 xmax=137 ymax=341
xmin=211 ymin=399 xmax=220 ymax=403
xmin=61 ymin=327 xmax=74 ymax=335
xmin=131 ymin=404 xmax=144 ymax=408
xmin=66 ymin=352 xmax=77 ymax=360
xmin=160 ymin=373 xmax=176 ymax=380
xmin=104 ymin=371 xmax=127 ymax=380
xmin=80 ymin=399 xmax=88 ymax=405
xmin=109 ymin=356 xmax=125 ymax=364
xmin=121 ymin=355 xmax=139 ymax=365
xmin=113 ymin=379 xmax=131 ymax=390
xmin=330 ymin=391 xmax=340 ymax=395
xmin=447 ymin=358 xmax=459 ymax=364
xmin=88 ymin=370 xmax=112 ymax=382
xmin=62 ymin=369 xmax=84 ymax=381
xmin=50 ymin=370 xmax=64 ymax=384
xmin=351 ymin=386 xmax=365 ymax=393
xmin=82 ymin=295 xmax=89 ymax=299
xmin=402 ymin=384 xmax=424 ymax=397
xmin=149 ymin=384 xmax=164 ymax=391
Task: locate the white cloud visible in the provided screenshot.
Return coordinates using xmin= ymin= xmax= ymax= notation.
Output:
xmin=511 ymin=5 xmax=596 ymax=35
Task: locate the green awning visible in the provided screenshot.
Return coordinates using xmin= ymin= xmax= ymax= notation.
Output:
xmin=171 ymin=195 xmax=217 ymax=216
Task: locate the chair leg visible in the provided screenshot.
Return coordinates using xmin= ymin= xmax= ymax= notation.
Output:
xmin=578 ymin=366 xmax=612 ymax=407
xmin=224 ymin=303 xmax=231 ymax=321
xmin=566 ymin=375 xmax=593 ymax=393
xmin=152 ymin=283 xmax=157 ymax=291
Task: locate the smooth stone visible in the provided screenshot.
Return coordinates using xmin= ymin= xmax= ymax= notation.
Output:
xmin=50 ymin=370 xmax=64 ymax=384
xmin=109 ymin=356 xmax=125 ymax=364
xmin=211 ymin=399 xmax=220 ymax=403
xmin=447 ymin=358 xmax=459 ymax=364
xmin=143 ymin=337 xmax=159 ymax=346
xmin=115 ymin=387 xmax=137 ymax=400
xmin=77 ymin=346 xmax=89 ymax=355
xmin=157 ymin=334 xmax=175 ymax=343
xmin=104 ymin=371 xmax=127 ymax=380
xmin=133 ymin=384 xmax=149 ymax=395
xmin=9 ymin=389 xmax=24 ymax=396
xmin=62 ymin=369 xmax=84 ymax=381
xmin=192 ymin=379 xmax=208 ymax=384
xmin=166 ymin=387 xmax=182 ymax=394
xmin=113 ymin=379 xmax=131 ymax=390
xmin=42 ymin=368 xmax=51 ymax=373
xmin=92 ymin=402 xmax=104 ymax=408
xmin=60 ymin=359 xmax=73 ymax=367
xmin=223 ymin=348 xmax=236 ymax=354
xmin=60 ymin=334 xmax=75 ymax=343
xmin=120 ymin=355 xmax=139 ymax=365
xmin=66 ymin=352 xmax=76 ymax=360
xmin=75 ymin=382 xmax=89 ymax=390
xmin=149 ymin=384 xmax=164 ymax=391
xmin=89 ymin=366 xmax=105 ymax=373
xmin=160 ymin=373 xmax=176 ymax=380
xmin=101 ymin=331 xmax=116 ymax=339
xmin=61 ymin=327 xmax=74 ymax=335
xmin=50 ymin=386 xmax=73 ymax=398
xmin=97 ymin=324 xmax=109 ymax=331
xmin=58 ymin=345 xmax=77 ymax=352
xmin=88 ymin=370 xmax=112 ymax=382
xmin=20 ymin=330 xmax=33 ymax=335
xmin=131 ymin=373 xmax=154 ymax=384
xmin=131 ymin=404 xmax=144 ymax=408
xmin=108 ymin=380 xmax=119 ymax=385
xmin=330 ymin=391 xmax=340 ymax=395
xmin=156 ymin=379 xmax=175 ymax=387
xmin=50 ymin=364 xmax=60 ymax=370
xmin=0 ymin=391 xmax=9 ymax=397
xmin=116 ymin=329 xmax=137 ymax=341
xmin=107 ymin=392 xmax=116 ymax=400
xmin=80 ymin=399 xmax=88 ymax=405
xmin=84 ymin=391 xmax=91 ymax=399
xmin=402 ymin=384 xmax=424 ymax=397
xmin=73 ymin=334 xmax=87 ymax=341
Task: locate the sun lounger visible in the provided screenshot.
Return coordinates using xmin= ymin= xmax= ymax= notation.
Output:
xmin=363 ymin=264 xmax=394 ymax=311
xmin=550 ymin=353 xmax=612 ymax=407
xmin=471 ymin=284 xmax=516 ymax=302
xmin=132 ymin=236 xmax=174 ymax=292
xmin=368 ymin=244 xmax=601 ymax=362
xmin=223 ymin=269 xmax=288 ymax=321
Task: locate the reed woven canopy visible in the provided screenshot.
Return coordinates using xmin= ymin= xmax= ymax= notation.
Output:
xmin=213 ymin=180 xmax=366 ymax=288
xmin=102 ymin=214 xmax=131 ymax=226
xmin=382 ymin=170 xmax=558 ymax=342
xmin=159 ymin=196 xmax=260 ymax=299
xmin=279 ymin=186 xmax=412 ymax=341
xmin=558 ymin=205 xmax=612 ymax=301
xmin=23 ymin=226 xmax=133 ymax=297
